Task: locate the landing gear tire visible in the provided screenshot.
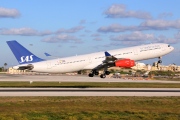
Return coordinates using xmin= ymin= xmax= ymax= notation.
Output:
xmin=94 ymin=71 xmax=99 ymax=75
xmin=158 ymin=60 xmax=162 ymax=63
xmin=88 ymin=70 xmax=99 ymax=77
xmin=105 ymin=71 xmax=110 ymax=75
xmin=88 ymin=73 xmax=94 ymax=77
xmin=100 ymin=74 xmax=106 ymax=78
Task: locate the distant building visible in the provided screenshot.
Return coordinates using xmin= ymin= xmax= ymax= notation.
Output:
xmin=8 ymin=67 xmax=35 ymax=74
xmin=132 ymin=62 xmax=146 ymax=70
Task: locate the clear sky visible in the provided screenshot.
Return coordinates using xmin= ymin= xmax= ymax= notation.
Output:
xmin=0 ymin=0 xmax=180 ymax=67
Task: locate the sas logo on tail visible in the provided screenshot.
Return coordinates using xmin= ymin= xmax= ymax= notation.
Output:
xmin=19 ymin=55 xmax=34 ymax=63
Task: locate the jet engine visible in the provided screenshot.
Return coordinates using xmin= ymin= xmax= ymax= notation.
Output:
xmin=114 ymin=59 xmax=135 ymax=68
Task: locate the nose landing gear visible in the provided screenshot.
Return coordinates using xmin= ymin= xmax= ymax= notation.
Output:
xmin=157 ymin=57 xmax=162 ymax=69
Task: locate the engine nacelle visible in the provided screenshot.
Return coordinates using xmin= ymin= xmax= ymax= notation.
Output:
xmin=115 ymin=59 xmax=135 ymax=68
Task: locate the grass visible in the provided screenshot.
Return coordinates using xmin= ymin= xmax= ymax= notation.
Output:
xmin=0 ymin=82 xmax=180 ymax=88
xmin=154 ymin=77 xmax=180 ymax=81
xmin=0 ymin=97 xmax=179 ymax=120
xmin=0 ymin=78 xmax=179 ymax=119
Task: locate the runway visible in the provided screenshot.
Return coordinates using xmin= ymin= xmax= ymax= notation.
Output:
xmin=0 ymin=74 xmax=180 ymax=96
xmin=0 ymin=88 xmax=180 ymax=96
xmin=1 ymin=74 xmax=180 ymax=83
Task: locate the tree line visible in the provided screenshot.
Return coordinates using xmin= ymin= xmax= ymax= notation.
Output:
xmin=0 ymin=63 xmax=7 ymax=72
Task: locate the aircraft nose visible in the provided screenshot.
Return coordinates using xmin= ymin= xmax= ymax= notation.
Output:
xmin=171 ymin=46 xmax=174 ymax=51
xmin=168 ymin=44 xmax=174 ymax=51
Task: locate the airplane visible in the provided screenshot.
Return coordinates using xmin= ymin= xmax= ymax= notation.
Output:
xmin=7 ymin=40 xmax=174 ymax=78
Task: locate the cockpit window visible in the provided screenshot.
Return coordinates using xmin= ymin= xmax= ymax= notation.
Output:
xmin=168 ymin=45 xmax=170 ymax=47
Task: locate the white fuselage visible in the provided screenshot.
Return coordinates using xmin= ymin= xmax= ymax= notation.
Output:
xmin=15 ymin=43 xmax=174 ymax=73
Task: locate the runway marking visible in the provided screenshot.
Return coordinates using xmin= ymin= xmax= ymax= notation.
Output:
xmin=0 ymin=88 xmax=180 ymax=92
xmin=0 ymin=88 xmax=180 ymax=96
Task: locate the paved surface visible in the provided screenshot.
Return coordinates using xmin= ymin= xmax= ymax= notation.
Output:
xmin=1 ymin=74 xmax=180 ymax=83
xmin=0 ymin=88 xmax=180 ymax=96
xmin=0 ymin=74 xmax=180 ymax=96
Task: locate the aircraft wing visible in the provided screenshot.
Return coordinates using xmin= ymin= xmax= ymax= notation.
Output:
xmin=103 ymin=51 xmax=118 ymax=63
xmin=92 ymin=51 xmax=135 ymax=71
xmin=92 ymin=51 xmax=118 ymax=70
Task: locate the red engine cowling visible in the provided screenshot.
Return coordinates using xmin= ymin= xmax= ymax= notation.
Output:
xmin=115 ymin=59 xmax=135 ymax=68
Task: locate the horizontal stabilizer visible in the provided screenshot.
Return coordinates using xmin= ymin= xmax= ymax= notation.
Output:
xmin=44 ymin=52 xmax=51 ymax=57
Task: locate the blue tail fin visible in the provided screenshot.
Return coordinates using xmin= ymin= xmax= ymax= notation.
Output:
xmin=7 ymin=40 xmax=44 ymax=64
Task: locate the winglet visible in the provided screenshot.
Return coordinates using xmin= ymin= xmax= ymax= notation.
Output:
xmin=105 ymin=51 xmax=111 ymax=56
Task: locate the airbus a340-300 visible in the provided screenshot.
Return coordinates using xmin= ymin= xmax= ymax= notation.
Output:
xmin=7 ymin=40 xmax=174 ymax=78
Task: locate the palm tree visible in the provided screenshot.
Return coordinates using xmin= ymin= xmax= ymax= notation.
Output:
xmin=4 ymin=63 xmax=7 ymax=72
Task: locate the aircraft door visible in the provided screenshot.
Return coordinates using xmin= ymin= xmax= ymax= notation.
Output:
xmin=88 ymin=57 xmax=92 ymax=63
xmin=46 ymin=62 xmax=53 ymax=69
xmin=133 ymin=49 xmax=138 ymax=55
xmin=162 ymin=46 xmax=165 ymax=52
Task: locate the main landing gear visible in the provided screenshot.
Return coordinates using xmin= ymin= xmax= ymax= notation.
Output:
xmin=88 ymin=70 xmax=99 ymax=77
xmin=100 ymin=71 xmax=110 ymax=78
xmin=89 ymin=67 xmax=110 ymax=78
